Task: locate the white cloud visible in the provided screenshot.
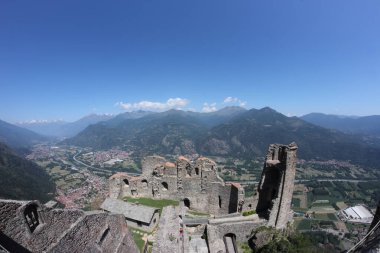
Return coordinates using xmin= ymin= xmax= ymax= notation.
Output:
xmin=201 ymin=102 xmax=217 ymax=113
xmin=18 ymin=119 xmax=65 ymax=124
xmin=239 ymin=101 xmax=247 ymax=107
xmin=116 ymin=98 xmax=189 ymax=111
xmin=224 ymin=97 xmax=238 ymax=103
xmin=223 ymin=96 xmax=247 ymax=107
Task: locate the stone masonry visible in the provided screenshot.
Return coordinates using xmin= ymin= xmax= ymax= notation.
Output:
xmin=255 ymin=142 xmax=298 ymax=229
xmin=0 ymin=199 xmax=139 ymax=253
xmin=109 ymin=156 xmax=245 ymax=216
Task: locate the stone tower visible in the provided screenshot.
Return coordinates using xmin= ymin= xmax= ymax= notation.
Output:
xmin=255 ymin=142 xmax=298 ymax=229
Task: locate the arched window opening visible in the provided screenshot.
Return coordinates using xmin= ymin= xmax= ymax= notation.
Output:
xmin=218 ymin=196 xmax=222 ymax=208
xmin=142 ymin=179 xmax=148 ymax=188
xmin=162 ymin=182 xmax=168 ymax=191
xmin=123 ymin=179 xmax=129 ymax=187
xmin=184 ymin=198 xmax=190 ymax=208
xmin=24 ymin=204 xmax=40 ymax=233
xmin=195 ymin=167 xmax=200 ymax=176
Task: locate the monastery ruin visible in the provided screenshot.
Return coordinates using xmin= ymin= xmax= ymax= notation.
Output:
xmin=107 ymin=142 xmax=299 ymax=252
xmin=0 ymin=142 xmax=299 ymax=252
xmin=109 ymin=155 xmax=246 ymax=216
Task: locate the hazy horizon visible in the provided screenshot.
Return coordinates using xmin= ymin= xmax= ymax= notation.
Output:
xmin=9 ymin=105 xmax=379 ymax=125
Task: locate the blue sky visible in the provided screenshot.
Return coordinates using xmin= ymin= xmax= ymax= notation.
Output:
xmin=1 ymin=0 xmax=379 ymax=122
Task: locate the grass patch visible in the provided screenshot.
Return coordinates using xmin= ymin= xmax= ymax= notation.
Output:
xmin=240 ymin=242 xmax=252 ymax=253
xmin=130 ymin=228 xmax=145 ymax=252
xmin=123 ymin=197 xmax=179 ymax=214
xmin=293 ymin=207 xmax=308 ymax=213
xmin=242 ymin=210 xmax=256 ymax=216
xmin=50 ymin=166 xmax=70 ymax=176
xmin=311 ymin=203 xmax=334 ymax=208
xmin=296 ymin=219 xmax=312 ymax=230
xmin=292 ymin=198 xmax=301 ymax=208
xmin=187 ymin=209 xmax=209 ymax=216
xmin=327 ymin=213 xmax=338 ymax=221
xmin=314 ymin=213 xmax=337 ymax=221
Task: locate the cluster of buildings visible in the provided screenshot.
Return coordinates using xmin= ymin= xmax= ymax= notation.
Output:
xmin=81 ymin=149 xmax=131 ymax=167
xmin=55 ymin=169 xmax=108 ymax=209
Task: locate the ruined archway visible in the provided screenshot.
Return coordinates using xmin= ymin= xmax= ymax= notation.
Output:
xmin=123 ymin=179 xmax=129 ymax=187
xmin=183 ymin=198 xmax=190 ymax=208
xmin=162 ymin=182 xmax=168 ymax=191
xmin=223 ymin=233 xmax=237 ymax=253
xmin=141 ymin=179 xmax=148 ymax=188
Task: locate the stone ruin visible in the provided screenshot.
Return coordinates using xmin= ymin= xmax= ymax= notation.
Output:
xmin=0 ymin=199 xmax=139 ymax=253
xmin=0 ymin=142 xmax=300 ymax=253
xmin=255 ymin=142 xmax=298 ymax=229
xmin=206 ymin=142 xmax=299 ymax=253
xmin=109 ymin=156 xmax=245 ymax=216
xmin=108 ymin=142 xmax=299 ymax=253
xmin=110 ymin=143 xmax=298 ymax=224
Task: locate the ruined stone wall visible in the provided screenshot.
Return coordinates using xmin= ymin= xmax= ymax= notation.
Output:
xmin=255 ymin=142 xmax=298 ymax=229
xmin=160 ymin=175 xmax=178 ymax=199
xmin=152 ymin=206 xmax=181 ymax=253
xmin=48 ymin=212 xmax=138 ymax=253
xmin=242 ymin=197 xmax=257 ymax=212
xmin=28 ymin=209 xmax=84 ymax=252
xmin=109 ymin=156 xmax=244 ymax=215
xmin=0 ymin=199 xmax=138 ymax=253
xmin=142 ymin=156 xmax=166 ymax=176
xmin=207 ymin=184 xmax=235 ymax=215
xmin=207 ymin=220 xmax=265 ymax=253
xmin=108 ymin=173 xmax=128 ymax=199
xmin=0 ymin=200 xmax=84 ymax=252
xmin=0 ymin=200 xmax=31 ymax=247
xmin=274 ymin=144 xmax=297 ymax=229
xmin=0 ymin=200 xmax=24 ymax=232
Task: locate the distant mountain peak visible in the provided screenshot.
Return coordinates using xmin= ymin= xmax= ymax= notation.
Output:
xmin=259 ymin=106 xmax=276 ymax=112
xmin=0 ymin=119 xmax=47 ymax=148
xmin=78 ymin=113 xmax=114 ymax=121
xmin=303 ymin=112 xmax=360 ymax=119
xmin=301 ymin=112 xmax=380 ymax=137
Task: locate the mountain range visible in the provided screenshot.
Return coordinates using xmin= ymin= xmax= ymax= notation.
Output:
xmin=16 ymin=114 xmax=114 ymax=138
xmin=64 ymin=107 xmax=380 ymax=168
xmin=62 ymin=106 xmax=247 ymax=151
xmin=0 ymin=119 xmax=48 ymax=151
xmin=2 ymin=107 xmax=380 ymax=168
xmin=301 ymin=113 xmax=380 ymax=137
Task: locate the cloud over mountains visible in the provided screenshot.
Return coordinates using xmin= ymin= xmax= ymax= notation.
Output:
xmin=116 ymin=96 xmax=246 ymax=113
xmin=116 ymin=98 xmax=189 ymax=111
